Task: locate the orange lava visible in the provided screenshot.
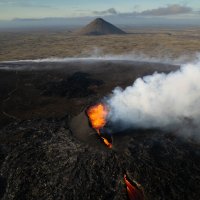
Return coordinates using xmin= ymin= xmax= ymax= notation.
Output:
xmin=87 ymin=103 xmax=112 ymax=148
xmin=101 ymin=136 xmax=112 ymax=148
xmin=87 ymin=103 xmax=108 ymax=131
xmin=124 ymin=175 xmax=144 ymax=200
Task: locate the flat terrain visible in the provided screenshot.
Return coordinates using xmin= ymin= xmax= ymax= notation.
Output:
xmin=0 ymin=27 xmax=200 ymax=61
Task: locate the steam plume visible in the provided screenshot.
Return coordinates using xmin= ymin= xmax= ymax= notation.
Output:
xmin=107 ymin=57 xmax=200 ymax=137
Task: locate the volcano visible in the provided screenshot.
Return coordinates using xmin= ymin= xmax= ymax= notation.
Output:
xmin=0 ymin=60 xmax=199 ymax=199
xmin=76 ymin=18 xmax=126 ymax=35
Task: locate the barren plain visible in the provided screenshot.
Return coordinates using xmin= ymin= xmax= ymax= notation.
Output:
xmin=0 ymin=27 xmax=200 ymax=61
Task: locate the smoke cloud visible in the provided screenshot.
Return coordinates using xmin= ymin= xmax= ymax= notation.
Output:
xmin=1 ymin=50 xmax=197 ymax=65
xmin=139 ymin=4 xmax=193 ymax=16
xmin=106 ymin=56 xmax=200 ymax=138
xmin=93 ymin=8 xmax=118 ymax=15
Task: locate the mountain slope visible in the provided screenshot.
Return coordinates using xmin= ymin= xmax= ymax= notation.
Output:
xmin=76 ymin=18 xmax=126 ymax=35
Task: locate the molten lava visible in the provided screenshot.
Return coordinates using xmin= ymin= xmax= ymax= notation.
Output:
xmin=87 ymin=103 xmax=108 ymax=131
xmin=124 ymin=175 xmax=144 ymax=200
xmin=101 ymin=136 xmax=112 ymax=148
xmin=87 ymin=103 xmax=144 ymax=198
xmin=87 ymin=103 xmax=112 ymax=148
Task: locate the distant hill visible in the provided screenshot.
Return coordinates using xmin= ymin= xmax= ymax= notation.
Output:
xmin=76 ymin=18 xmax=126 ymax=35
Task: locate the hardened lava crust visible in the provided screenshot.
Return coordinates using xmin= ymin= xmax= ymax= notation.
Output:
xmin=0 ymin=60 xmax=199 ymax=199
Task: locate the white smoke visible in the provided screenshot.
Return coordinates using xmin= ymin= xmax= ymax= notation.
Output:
xmin=106 ymin=56 xmax=200 ymax=138
xmin=0 ymin=53 xmax=184 ymax=71
xmin=1 ymin=51 xmax=198 ymax=65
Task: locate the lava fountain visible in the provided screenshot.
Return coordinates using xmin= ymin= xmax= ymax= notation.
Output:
xmin=86 ymin=103 xmax=107 ymax=132
xmin=87 ymin=103 xmax=112 ymax=148
xmin=87 ymin=103 xmax=144 ymax=199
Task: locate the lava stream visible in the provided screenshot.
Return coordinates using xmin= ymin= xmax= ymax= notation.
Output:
xmin=87 ymin=103 xmax=144 ymax=198
xmin=124 ymin=174 xmax=144 ymax=200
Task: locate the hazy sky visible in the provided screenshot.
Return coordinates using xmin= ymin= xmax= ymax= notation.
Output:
xmin=0 ymin=0 xmax=200 ymax=20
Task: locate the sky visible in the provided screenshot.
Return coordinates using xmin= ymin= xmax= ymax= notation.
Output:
xmin=0 ymin=0 xmax=199 ymax=27
xmin=0 ymin=0 xmax=200 ymax=20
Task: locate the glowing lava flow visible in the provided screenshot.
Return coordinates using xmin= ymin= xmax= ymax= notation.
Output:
xmin=124 ymin=174 xmax=144 ymax=200
xmin=87 ymin=103 xmax=144 ymax=199
xmin=87 ymin=103 xmax=112 ymax=148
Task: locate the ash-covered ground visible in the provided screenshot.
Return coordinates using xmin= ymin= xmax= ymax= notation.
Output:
xmin=0 ymin=60 xmax=199 ymax=200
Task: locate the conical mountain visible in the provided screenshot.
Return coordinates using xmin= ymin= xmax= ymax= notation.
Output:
xmin=77 ymin=18 xmax=126 ymax=35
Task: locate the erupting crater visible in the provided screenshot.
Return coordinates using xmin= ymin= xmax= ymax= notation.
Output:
xmin=86 ymin=102 xmax=145 ymax=200
xmin=86 ymin=103 xmax=112 ymax=148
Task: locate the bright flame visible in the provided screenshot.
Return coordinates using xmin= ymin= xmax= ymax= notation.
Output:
xmin=124 ymin=175 xmax=144 ymax=200
xmin=87 ymin=103 xmax=112 ymax=148
xmin=87 ymin=103 xmax=108 ymax=131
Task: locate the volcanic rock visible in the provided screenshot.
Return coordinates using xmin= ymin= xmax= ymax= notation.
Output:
xmin=39 ymin=72 xmax=104 ymax=98
xmin=76 ymin=18 xmax=126 ymax=35
xmin=0 ymin=117 xmax=200 ymax=200
xmin=0 ymin=118 xmax=125 ymax=200
xmin=0 ymin=60 xmax=199 ymax=199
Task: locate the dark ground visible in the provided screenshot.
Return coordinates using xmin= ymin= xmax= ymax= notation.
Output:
xmin=0 ymin=60 xmax=199 ymax=200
